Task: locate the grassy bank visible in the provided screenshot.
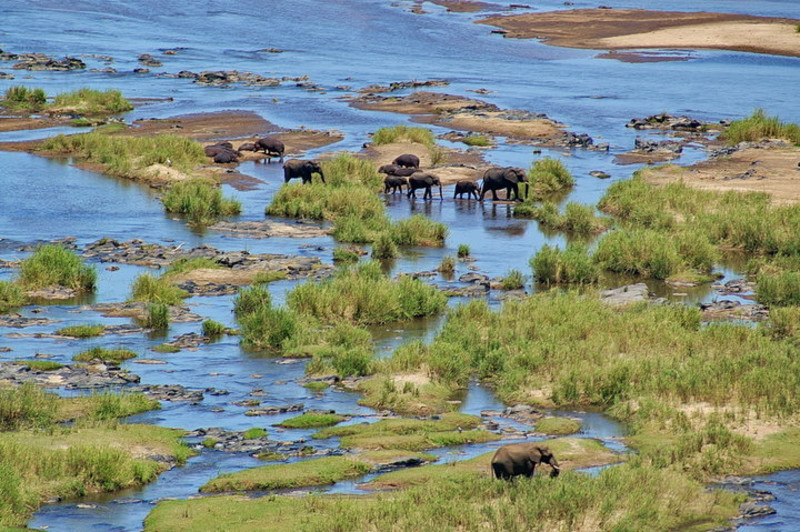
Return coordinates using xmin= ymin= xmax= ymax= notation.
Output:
xmin=2 ymin=86 xmax=132 ymax=115
xmin=161 ymin=178 xmax=241 ymax=225
xmin=18 ymin=244 xmax=96 ymax=292
xmin=721 ymin=108 xmax=800 ymax=145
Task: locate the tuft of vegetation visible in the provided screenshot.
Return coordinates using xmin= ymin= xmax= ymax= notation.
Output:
xmin=0 ymin=281 xmax=26 ymax=314
xmin=321 ymin=153 xmax=383 ymax=190
xmin=390 ymin=214 xmax=448 ymax=247
xmin=437 ymin=255 xmax=455 ymax=274
xmin=73 ymin=346 xmax=137 ymax=364
xmin=163 ymin=257 xmax=221 ymax=277
xmin=457 ymin=244 xmax=470 ymax=258
xmin=23 ymin=361 xmax=64 ymax=372
xmin=371 ymin=233 xmax=399 ymax=260
xmin=49 ymin=88 xmax=133 ymax=115
xmin=593 ymin=229 xmax=683 ymax=280
xmin=130 ymin=273 xmax=188 ymax=305
xmin=333 ymin=246 xmax=362 ymax=263
xmin=144 ymin=303 xmax=170 ymax=330
xmin=527 ymin=157 xmax=574 ymax=197
xmin=756 ymin=270 xmax=800 ymax=306
xmin=242 ymin=427 xmax=268 ymax=440
xmin=518 ymin=201 xmax=612 ymax=236
xmin=18 ymin=245 xmax=96 ymax=292
xmin=161 ymin=178 xmax=241 ymax=225
xmin=531 ymin=243 xmax=599 ymax=285
xmin=2 ymin=86 xmax=46 ymax=112
xmin=500 ymin=269 xmax=525 ymax=290
xmin=151 ymin=343 xmax=180 ymax=353
xmin=462 ymin=135 xmax=491 ymax=147
xmin=721 ymin=108 xmax=800 ymax=146
xmin=275 ymin=413 xmax=346 ymax=429
xmin=40 ymin=132 xmax=206 ymax=178
xmin=371 ymin=125 xmax=435 ymax=148
xmin=535 ymin=417 xmax=582 ymax=435
xmin=201 ymin=319 xmax=227 ymax=338
xmin=56 ymin=324 xmax=104 ymax=338
xmin=0 ymin=383 xmax=55 ymax=431
xmin=252 ymin=271 xmax=288 ymax=284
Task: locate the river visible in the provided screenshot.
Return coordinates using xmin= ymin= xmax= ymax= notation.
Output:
xmin=1 ymin=1 xmax=799 ymax=530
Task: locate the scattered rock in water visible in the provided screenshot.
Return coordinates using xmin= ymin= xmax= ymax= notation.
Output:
xmin=589 ymin=170 xmax=611 ymax=179
xmin=0 ymin=314 xmax=57 ymax=328
xmin=133 ymin=384 xmax=205 ymax=403
xmin=600 ymin=283 xmax=651 ymax=306
xmin=24 ymin=286 xmax=79 ymax=300
xmin=634 ymin=136 xmax=684 ymax=154
xmin=89 ymin=302 xmax=203 ymax=323
xmin=738 ymin=500 xmax=776 ymax=519
xmin=699 ymin=300 xmax=768 ymax=321
xmin=626 ymin=113 xmax=712 ymax=132
xmin=714 ymin=278 xmax=756 ymax=295
xmin=245 ymin=403 xmax=304 ymax=416
xmin=11 ymin=53 xmax=85 ymax=71
xmin=0 ymin=361 xmax=140 ymax=389
xmin=210 ymin=221 xmax=332 ymax=239
xmin=185 ymin=427 xmax=332 ymax=457
xmin=137 ymin=53 xmax=163 ymax=67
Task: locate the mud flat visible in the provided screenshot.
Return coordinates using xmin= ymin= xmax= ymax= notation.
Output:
xmin=477 ymin=9 xmax=800 ymax=59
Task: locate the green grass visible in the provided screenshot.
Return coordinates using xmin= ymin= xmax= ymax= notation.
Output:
xmin=721 ymin=108 xmax=800 ymax=145
xmin=321 ymin=152 xmax=383 ymax=190
xmin=18 ymin=245 xmax=96 ymax=292
xmin=462 ymin=135 xmax=491 ymax=147
xmin=201 ymin=319 xmax=226 ymax=338
xmin=73 ymin=346 xmax=137 ymax=363
xmin=437 ymin=255 xmax=455 ymax=274
xmin=40 ymin=132 xmax=206 ymax=178
xmin=252 ymin=271 xmax=288 ymax=284
xmin=593 ymin=229 xmax=683 ymax=280
xmin=161 ymin=178 xmax=241 ymax=225
xmin=0 ymin=383 xmax=55 ymax=431
xmin=144 ymin=303 xmax=170 ymax=330
xmin=527 ymin=157 xmax=574 ymax=197
xmin=530 ymin=243 xmax=599 ymax=285
xmin=200 ymin=455 xmax=372 ymax=492
xmin=500 ymin=269 xmax=525 ymax=290
xmin=163 ymin=257 xmax=221 ymax=277
xmin=56 ymin=324 xmax=104 ymax=338
xmin=518 ymin=201 xmax=612 ymax=236
xmin=22 ymin=360 xmax=63 ymax=372
xmin=49 ymin=88 xmax=133 ymax=115
xmin=535 ymin=417 xmax=582 ymax=435
xmin=333 ymin=246 xmax=362 ymax=263
xmin=756 ymin=270 xmax=800 ymax=306
xmin=389 ymin=214 xmax=448 ymax=247
xmin=275 ymin=413 xmax=346 ymax=429
xmin=371 ymin=125 xmax=436 ymax=148
xmin=130 ymin=273 xmax=188 ymax=305
xmin=371 ymin=233 xmax=399 ymax=259
xmin=242 ymin=427 xmax=268 ymax=439
xmin=152 ymin=343 xmax=180 ymax=353
xmin=0 ymin=282 xmax=26 ymax=314
xmin=457 ymin=244 xmax=470 ymax=258
xmin=2 ymin=86 xmax=46 ymax=112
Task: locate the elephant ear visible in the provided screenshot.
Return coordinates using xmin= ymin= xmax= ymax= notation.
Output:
xmin=506 ymin=168 xmax=525 ymax=183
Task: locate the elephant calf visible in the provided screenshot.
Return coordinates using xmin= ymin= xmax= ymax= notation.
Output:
xmin=384 ymin=175 xmax=408 ymax=194
xmin=255 ymin=136 xmax=285 ymax=163
xmin=491 ymin=443 xmax=560 ymax=480
xmin=454 ymin=180 xmax=480 ymax=200
xmin=392 ymin=153 xmax=420 ymax=168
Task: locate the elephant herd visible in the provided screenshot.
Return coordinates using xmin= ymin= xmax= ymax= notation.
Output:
xmin=381 ymin=156 xmax=529 ymax=202
xmin=204 ymin=136 xmax=325 ymax=184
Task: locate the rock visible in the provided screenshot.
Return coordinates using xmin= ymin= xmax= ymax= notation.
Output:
xmin=739 ymin=501 xmax=776 ymax=518
xmin=634 ymin=137 xmax=683 ymax=153
xmin=134 ymin=384 xmax=204 ymax=402
xmin=245 ymin=403 xmax=304 ymax=416
xmin=600 ymin=283 xmax=650 ymax=306
xmin=459 ymin=273 xmax=490 ymax=284
xmin=589 ymin=170 xmax=611 ymax=179
xmin=626 ymin=113 xmax=709 ymax=132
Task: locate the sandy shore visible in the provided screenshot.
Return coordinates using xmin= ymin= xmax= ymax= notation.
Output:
xmin=478 ymin=9 xmax=800 ymax=58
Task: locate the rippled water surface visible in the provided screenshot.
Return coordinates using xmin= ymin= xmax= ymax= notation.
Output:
xmin=1 ymin=1 xmax=799 ymax=530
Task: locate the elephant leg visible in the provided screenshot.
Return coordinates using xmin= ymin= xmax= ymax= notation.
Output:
xmin=492 ymin=190 xmax=499 ymax=201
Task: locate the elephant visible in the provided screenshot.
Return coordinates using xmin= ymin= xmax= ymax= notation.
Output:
xmin=204 ymin=143 xmax=237 ymax=158
xmin=392 ymin=153 xmax=420 ymax=168
xmin=384 ymin=175 xmax=408 ymax=194
xmin=255 ymin=136 xmax=285 ymax=163
xmin=213 ymin=150 xmax=239 ymax=164
xmin=480 ymin=166 xmax=529 ymax=201
xmin=407 ymin=172 xmax=442 ymax=200
xmin=454 ymin=180 xmax=480 ymax=200
xmin=238 ymin=142 xmax=257 ymax=152
xmin=380 ymin=164 xmax=419 ymax=177
xmin=491 ymin=443 xmax=560 ymax=480
xmin=283 ymin=158 xmax=325 ymax=184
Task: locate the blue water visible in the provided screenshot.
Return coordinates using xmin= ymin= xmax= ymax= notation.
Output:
xmin=1 ymin=1 xmax=798 ymax=530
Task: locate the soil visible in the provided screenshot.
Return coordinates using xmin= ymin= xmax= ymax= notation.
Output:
xmin=429 ymin=0 xmax=498 ymax=13
xmin=477 ymin=9 xmax=800 ymax=59
xmin=642 ymin=146 xmax=800 ymax=204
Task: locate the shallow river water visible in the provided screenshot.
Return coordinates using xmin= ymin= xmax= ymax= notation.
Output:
xmin=1 ymin=1 xmax=799 ymax=530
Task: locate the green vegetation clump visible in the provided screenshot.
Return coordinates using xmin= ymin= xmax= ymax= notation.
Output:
xmin=50 ymin=88 xmax=133 ymax=115
xmin=593 ymin=229 xmax=683 ymax=280
xmin=390 ymin=214 xmax=448 ymax=247
xmin=201 ymin=319 xmax=226 ymax=338
xmin=252 ymin=271 xmax=288 ymax=284
xmin=2 ymin=86 xmax=46 ymax=112
xmin=242 ymin=427 xmax=268 ymax=439
xmin=161 ymin=178 xmax=241 ymax=225
xmin=0 ymin=383 xmax=55 ymax=431
xmin=756 ymin=270 xmax=800 ymax=306
xmin=287 ymin=261 xmax=447 ymax=325
xmin=130 ymin=273 xmax=188 ymax=305
xmin=462 ymin=135 xmax=491 ymax=147
xmin=276 ymin=413 xmax=346 ymax=429
xmin=144 ymin=302 xmax=170 ymax=330
xmin=530 ymin=243 xmax=599 ymax=285
xmin=371 ymin=125 xmax=435 ymax=148
xmin=163 ymin=257 xmax=221 ymax=276
xmin=321 ymin=152 xmax=383 ymax=190
xmin=457 ymin=244 xmax=470 ymax=258
xmin=23 ymin=361 xmax=63 ymax=372
xmin=0 ymin=281 xmax=26 ymax=314
xmin=56 ymin=324 xmax=104 ymax=338
xmin=40 ymin=132 xmax=206 ymax=178
xmin=535 ymin=417 xmax=582 ymax=435
xmin=518 ymin=201 xmax=612 ymax=236
xmin=333 ymin=246 xmax=362 ymax=263
xmin=151 ymin=343 xmax=180 ymax=353
xmin=527 ymin=157 xmax=574 ymax=197
xmin=721 ymin=108 xmax=800 ymax=145
xmin=500 ymin=269 xmax=525 ymax=290
xmin=73 ymin=346 xmax=137 ymax=363
xmin=18 ymin=245 xmax=96 ymax=292
xmin=371 ymin=233 xmax=399 ymax=260
xmin=200 ymin=456 xmax=372 ymax=493
xmin=437 ymin=255 xmax=455 ymax=274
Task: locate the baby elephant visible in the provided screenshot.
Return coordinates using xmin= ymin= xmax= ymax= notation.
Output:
xmin=384 ymin=175 xmax=408 ymax=194
xmin=454 ymin=180 xmax=480 ymax=200
xmin=491 ymin=443 xmax=560 ymax=480
xmin=392 ymin=153 xmax=420 ymax=168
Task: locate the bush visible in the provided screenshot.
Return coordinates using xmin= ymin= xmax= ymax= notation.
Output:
xmin=238 ymin=306 xmax=299 ymax=350
xmin=371 ymin=233 xmax=399 ymax=260
xmin=161 ymin=178 xmax=241 ymax=225
xmin=721 ymin=108 xmax=800 ymax=146
xmin=390 ymin=214 xmax=448 ymax=247
xmin=18 ymin=245 xmax=96 ymax=292
xmin=130 ymin=273 xmax=187 ymax=305
xmin=371 ymin=126 xmax=435 ymax=148
xmin=594 ymin=229 xmax=682 ymax=280
xmin=144 ymin=303 xmax=170 ymax=330
xmin=2 ymin=86 xmax=46 ymax=112
xmin=0 ymin=282 xmax=26 ymax=314
xmin=50 ymin=88 xmax=133 ymax=115
xmin=528 ymin=157 xmax=574 ymax=196
xmin=531 ymin=243 xmax=599 ymax=285
xmin=321 ymin=153 xmax=382 ymax=190
xmin=457 ymin=244 xmax=470 ymax=258
xmin=73 ymin=347 xmax=137 ymax=363
xmin=202 ymin=319 xmax=226 ymax=338
xmin=501 ymin=269 xmax=525 ymax=290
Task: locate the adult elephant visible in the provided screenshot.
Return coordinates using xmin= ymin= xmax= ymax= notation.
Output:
xmin=283 ymin=159 xmax=324 ymax=184
xmin=454 ymin=180 xmax=480 ymax=200
xmin=480 ymin=166 xmax=529 ymax=201
xmin=491 ymin=443 xmax=560 ymax=480
xmin=392 ymin=153 xmax=420 ymax=168
xmin=255 ymin=136 xmax=285 ymax=163
xmin=407 ymin=172 xmax=442 ymax=200
xmin=384 ymin=175 xmax=408 ymax=194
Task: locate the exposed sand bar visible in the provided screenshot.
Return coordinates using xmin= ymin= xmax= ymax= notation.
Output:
xmin=478 ymin=9 xmax=800 ymax=58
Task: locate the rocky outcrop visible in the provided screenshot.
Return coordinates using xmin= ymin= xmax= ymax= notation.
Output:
xmin=10 ymin=54 xmax=86 ymax=71
xmin=600 ymin=283 xmax=651 ymax=306
xmin=626 ymin=113 xmax=712 ymax=132
xmin=0 ymin=361 xmax=139 ymax=389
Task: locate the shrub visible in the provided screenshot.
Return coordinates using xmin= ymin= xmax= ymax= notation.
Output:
xmin=501 ymin=269 xmax=525 ymax=290
xmin=73 ymin=347 xmax=137 ymax=363
xmin=202 ymin=319 xmax=226 ymax=338
xmin=371 ymin=233 xmax=399 ymax=260
xmin=233 ymin=285 xmax=272 ymax=317
xmin=56 ymin=324 xmax=104 ymax=338
xmin=0 ymin=282 xmax=26 ymax=313
xmin=721 ymin=108 xmax=800 ymax=146
xmin=2 ymin=86 xmax=46 ymax=112
xmin=594 ymin=229 xmax=682 ymax=280
xmin=528 ymin=157 xmax=574 ymax=196
xmin=238 ymin=306 xmax=299 ymax=349
xmin=371 ymin=126 xmax=435 ymax=148
xmin=457 ymin=244 xmax=470 ymax=258
xmin=18 ymin=245 xmax=96 ymax=292
xmin=390 ymin=214 xmax=448 ymax=247
xmin=144 ymin=303 xmax=170 ymax=330
xmin=161 ymin=178 xmax=241 ymax=225
xmin=531 ymin=243 xmax=599 ymax=285
xmin=130 ymin=273 xmax=187 ymax=305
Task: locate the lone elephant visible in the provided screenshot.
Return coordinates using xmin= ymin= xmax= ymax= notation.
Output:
xmin=283 ymin=159 xmax=325 ymax=184
xmin=384 ymin=175 xmax=408 ymax=194
xmin=392 ymin=153 xmax=420 ymax=169
xmin=407 ymin=172 xmax=442 ymax=200
xmin=454 ymin=180 xmax=480 ymax=200
xmin=481 ymin=166 xmax=529 ymax=201
xmin=491 ymin=443 xmax=560 ymax=480
xmin=255 ymin=136 xmax=285 ymax=163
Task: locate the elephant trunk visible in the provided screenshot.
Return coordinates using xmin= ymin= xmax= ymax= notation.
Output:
xmin=318 ymin=169 xmax=326 ymax=184
xmin=548 ymin=455 xmax=560 ymax=478
xmin=439 ymin=184 xmax=443 ymax=200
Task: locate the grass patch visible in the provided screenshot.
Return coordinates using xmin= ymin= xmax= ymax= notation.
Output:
xmin=518 ymin=201 xmax=612 ymax=236
xmin=462 ymin=135 xmax=491 ymax=147
xmin=535 ymin=417 xmax=582 ymax=435
xmin=40 ymin=131 xmax=206 ymax=178
xmin=527 ymin=157 xmax=574 ymax=197
xmin=252 ymin=270 xmax=288 ymax=284
xmin=721 ymin=108 xmax=800 ymax=145
xmin=371 ymin=233 xmax=399 ymax=259
xmin=275 ymin=413 xmax=346 ymax=429
xmin=163 ymin=257 xmax=221 ymax=277
xmin=161 ymin=178 xmax=241 ymax=225
xmin=130 ymin=273 xmax=188 ymax=305
xmin=0 ymin=383 xmax=55 ymax=431
xmin=333 ymin=246 xmax=362 ymax=263
xmin=152 ymin=343 xmax=180 ymax=353
xmin=303 ymin=381 xmax=330 ymax=392
xmin=144 ymin=303 xmax=169 ymax=331
xmin=390 ymin=214 xmax=448 ymax=247
xmin=56 ymin=324 xmax=104 ymax=338
xmin=18 ymin=245 xmax=96 ymax=292
xmin=437 ymin=255 xmax=455 ymax=274
xmin=530 ymin=243 xmax=599 ymax=285
xmin=371 ymin=125 xmax=435 ymax=148
xmin=201 ymin=319 xmax=227 ymax=338
xmin=243 ymin=427 xmax=268 ymax=440
xmin=200 ymin=455 xmax=371 ymax=493
xmin=23 ymin=360 xmax=63 ymax=372
xmin=0 ymin=282 xmax=26 ymax=314
xmin=73 ymin=346 xmax=137 ymax=364
xmin=756 ymin=270 xmax=800 ymax=306
xmin=2 ymin=86 xmax=46 ymax=112
xmin=457 ymin=244 xmax=470 ymax=258
xmin=49 ymin=88 xmax=133 ymax=116
xmin=500 ymin=269 xmax=525 ymax=290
